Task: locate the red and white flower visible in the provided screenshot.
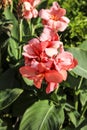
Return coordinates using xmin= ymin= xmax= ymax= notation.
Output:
xmin=39 ymin=1 xmax=70 ymax=32
xmin=19 ymin=1 xmax=78 ymax=94
xmin=19 ymin=37 xmax=77 ymax=93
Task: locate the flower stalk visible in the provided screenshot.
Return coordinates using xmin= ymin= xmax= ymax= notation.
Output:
xmin=19 ymin=19 xmax=23 ymax=43
xmin=75 ymin=77 xmax=83 ymax=110
xmin=27 ymin=20 xmax=35 ymax=36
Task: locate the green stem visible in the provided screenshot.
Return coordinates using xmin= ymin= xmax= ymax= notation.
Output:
xmin=78 ymin=77 xmax=83 ymax=90
xmin=75 ymin=92 xmax=78 ymax=111
xmin=27 ymin=20 xmax=35 ymax=35
xmin=75 ymin=77 xmax=83 ymax=110
xmin=19 ymin=19 xmax=23 ymax=43
xmin=10 ymin=0 xmax=13 ymax=12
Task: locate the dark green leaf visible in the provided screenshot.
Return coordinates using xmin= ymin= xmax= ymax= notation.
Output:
xmin=0 ymin=119 xmax=7 ymax=130
xmin=77 ymin=118 xmax=87 ymax=130
xmin=11 ymin=90 xmax=37 ymax=116
xmin=0 ymin=68 xmax=20 ymax=89
xmin=0 ymin=88 xmax=23 ymax=110
xmin=80 ymin=90 xmax=87 ymax=106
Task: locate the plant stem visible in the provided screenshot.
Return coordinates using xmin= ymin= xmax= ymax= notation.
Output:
xmin=75 ymin=77 xmax=83 ymax=110
xmin=27 ymin=20 xmax=35 ymax=36
xmin=75 ymin=92 xmax=78 ymax=111
xmin=78 ymin=77 xmax=83 ymax=90
xmin=19 ymin=19 xmax=23 ymax=43
xmin=10 ymin=0 xmax=13 ymax=12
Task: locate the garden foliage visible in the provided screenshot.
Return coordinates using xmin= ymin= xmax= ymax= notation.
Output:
xmin=0 ymin=0 xmax=87 ymax=130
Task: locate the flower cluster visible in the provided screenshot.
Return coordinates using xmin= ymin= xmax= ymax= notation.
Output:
xmin=19 ymin=1 xmax=78 ymax=93
xmin=18 ymin=0 xmax=40 ymax=19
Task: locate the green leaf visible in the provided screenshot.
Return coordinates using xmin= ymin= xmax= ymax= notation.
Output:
xmin=0 ymin=119 xmax=7 ymax=130
xmin=66 ymin=73 xmax=80 ymax=88
xmin=4 ymin=8 xmax=18 ymax=39
xmin=77 ymin=118 xmax=87 ymax=130
xmin=67 ymin=110 xmax=80 ymax=127
xmin=19 ymin=100 xmax=64 ymax=130
xmin=0 ymin=88 xmax=23 ymax=110
xmin=68 ymin=47 xmax=87 ymax=79
xmin=8 ymin=37 xmax=19 ymax=60
xmin=79 ymin=40 xmax=87 ymax=51
xmin=81 ymin=126 xmax=87 ymax=130
xmin=22 ymin=77 xmax=33 ymax=86
xmin=80 ymin=90 xmax=87 ymax=106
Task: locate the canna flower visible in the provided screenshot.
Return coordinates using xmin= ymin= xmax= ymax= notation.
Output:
xmin=40 ymin=26 xmax=60 ymax=42
xmin=39 ymin=1 xmax=70 ymax=32
xmin=19 ymin=38 xmax=77 ymax=93
xmin=18 ymin=0 xmax=41 ymax=19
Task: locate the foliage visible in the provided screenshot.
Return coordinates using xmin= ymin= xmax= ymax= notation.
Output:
xmin=0 ymin=0 xmax=87 ymax=130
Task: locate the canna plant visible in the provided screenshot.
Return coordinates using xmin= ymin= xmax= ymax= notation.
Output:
xmin=0 ymin=0 xmax=87 ymax=130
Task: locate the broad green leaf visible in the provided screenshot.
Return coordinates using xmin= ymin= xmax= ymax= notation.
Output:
xmin=0 ymin=88 xmax=23 ymax=110
xmin=68 ymin=48 xmax=87 ymax=79
xmin=79 ymin=40 xmax=87 ymax=51
xmin=0 ymin=119 xmax=7 ymax=130
xmin=19 ymin=100 xmax=64 ymax=130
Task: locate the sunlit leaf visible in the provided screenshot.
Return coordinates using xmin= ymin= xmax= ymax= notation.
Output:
xmin=22 ymin=77 xmax=33 ymax=86
xmin=79 ymin=40 xmax=87 ymax=51
xmin=68 ymin=47 xmax=87 ymax=79
xmin=19 ymin=100 xmax=64 ymax=130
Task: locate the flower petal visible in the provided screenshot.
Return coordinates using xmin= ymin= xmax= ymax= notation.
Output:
xmin=45 ymin=70 xmax=64 ymax=83
xmin=46 ymin=82 xmax=58 ymax=94
xmin=34 ymin=74 xmax=44 ymax=88
xmin=39 ymin=9 xmax=50 ymax=20
xmin=45 ymin=48 xmax=58 ymax=57
xmin=19 ymin=66 xmax=36 ymax=77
